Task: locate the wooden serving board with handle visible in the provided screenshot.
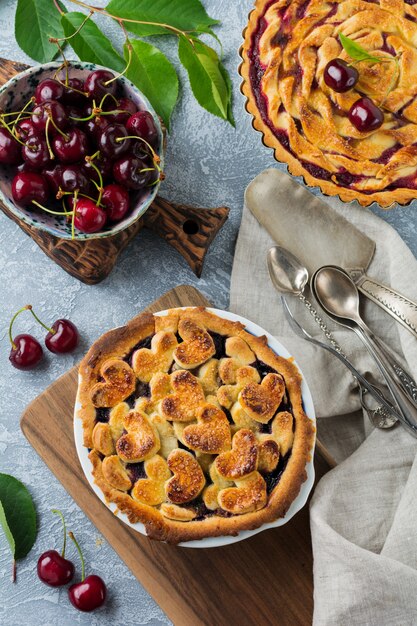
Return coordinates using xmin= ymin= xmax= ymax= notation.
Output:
xmin=0 ymin=59 xmax=229 ymax=283
xmin=20 ymin=285 xmax=335 ymax=626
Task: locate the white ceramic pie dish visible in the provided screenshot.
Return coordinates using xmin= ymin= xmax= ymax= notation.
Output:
xmin=74 ymin=307 xmax=316 ymax=548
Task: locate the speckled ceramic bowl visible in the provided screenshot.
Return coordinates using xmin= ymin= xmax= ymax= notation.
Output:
xmin=0 ymin=61 xmax=164 ymax=240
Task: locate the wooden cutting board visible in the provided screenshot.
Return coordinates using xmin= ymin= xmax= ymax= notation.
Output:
xmin=20 ymin=285 xmax=335 ymax=626
xmin=0 ymin=59 xmax=229 ymax=283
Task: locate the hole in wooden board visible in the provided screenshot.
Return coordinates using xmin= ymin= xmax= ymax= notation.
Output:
xmin=182 ymin=219 xmax=199 ymax=235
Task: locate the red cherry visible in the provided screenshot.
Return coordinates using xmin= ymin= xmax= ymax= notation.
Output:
xmin=0 ymin=127 xmax=22 ymax=164
xmin=35 ymin=79 xmax=64 ymax=104
xmin=106 ymin=97 xmax=137 ymax=124
xmin=22 ymin=136 xmax=52 ymax=170
xmin=62 ymin=78 xmax=87 ymax=106
xmin=37 ymin=550 xmax=75 ymax=587
xmin=9 ymin=334 xmax=43 ymax=369
xmin=52 ymin=128 xmax=89 ymax=164
xmin=74 ymin=199 xmax=107 ymax=233
xmin=12 ymin=172 xmax=49 ymax=206
xmin=126 ymin=111 xmax=158 ymax=147
xmin=84 ymin=69 xmax=116 ymax=100
xmin=113 ymin=154 xmax=152 ymax=190
xmin=101 ymin=184 xmax=130 ymax=222
xmin=45 ymin=319 xmax=79 ymax=353
xmin=37 ymin=510 xmax=75 ymax=586
xmin=349 ymin=97 xmax=384 ymax=132
xmin=15 ymin=119 xmax=38 ymax=142
xmin=32 ymin=100 xmax=68 ymax=133
xmin=69 ymin=575 xmax=106 ymax=612
xmin=98 ymin=123 xmax=131 ymax=158
xmin=323 ymin=59 xmax=359 ymax=93
xmin=67 ymin=531 xmax=106 ymax=612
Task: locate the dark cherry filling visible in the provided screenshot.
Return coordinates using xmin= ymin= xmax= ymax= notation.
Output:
xmin=127 ymin=462 xmax=146 ymax=483
xmin=373 ymin=143 xmax=401 ymax=164
xmin=264 ymin=450 xmax=291 ymax=494
xmin=95 ymin=407 xmax=110 ymax=423
xmin=208 ymin=331 xmax=227 ymax=359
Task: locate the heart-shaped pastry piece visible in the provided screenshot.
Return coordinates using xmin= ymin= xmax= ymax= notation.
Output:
xmin=116 ymin=409 xmax=160 ymax=463
xmin=102 ymin=455 xmax=132 ymax=491
xmin=108 ymin=402 xmax=130 ymax=442
xmin=197 ymin=358 xmax=219 ymax=395
xmin=215 ymin=429 xmax=258 ymax=480
xmin=165 ymin=449 xmax=206 ymax=504
xmin=160 ymin=370 xmax=205 ymax=422
xmin=90 ymin=359 xmax=136 ymax=408
xmin=217 ymin=366 xmax=260 ymax=409
xmin=271 ymin=411 xmax=294 ymax=456
xmin=218 ymin=337 xmax=255 ymax=384
xmin=174 ymin=318 xmax=215 ymax=368
xmin=239 ymin=373 xmax=285 ymax=423
xmin=160 ymin=503 xmax=196 ymax=521
xmin=203 ymin=463 xmax=233 ymax=510
xmin=92 ymin=422 xmax=115 ymax=456
xmin=131 ymin=455 xmax=171 ymax=506
xmin=257 ymin=439 xmax=280 ymax=473
xmin=218 ymin=472 xmax=267 ymax=514
xmin=132 ymin=331 xmax=178 ymax=383
xmin=183 ymin=403 xmax=232 ymax=454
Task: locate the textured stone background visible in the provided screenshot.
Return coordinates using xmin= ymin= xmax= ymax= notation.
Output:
xmin=0 ymin=1 xmax=416 ymax=624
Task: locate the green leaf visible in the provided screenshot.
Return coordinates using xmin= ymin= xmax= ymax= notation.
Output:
xmin=339 ymin=33 xmax=381 ymax=63
xmin=125 ymin=39 xmax=179 ymax=129
xmin=178 ymin=35 xmax=232 ymax=123
xmin=62 ymin=12 xmax=125 ymax=72
xmin=0 ymin=502 xmax=15 ymax=558
xmin=15 ymin=0 xmax=67 ymax=63
xmin=106 ymin=0 xmax=219 ymax=37
xmin=0 ymin=474 xmax=37 ymax=561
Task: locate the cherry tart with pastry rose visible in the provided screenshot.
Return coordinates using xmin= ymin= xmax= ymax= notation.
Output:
xmin=77 ymin=307 xmax=315 ymax=543
xmin=240 ymin=0 xmax=417 ymax=207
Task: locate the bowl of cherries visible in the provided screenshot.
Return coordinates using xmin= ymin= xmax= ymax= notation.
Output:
xmin=0 ymin=61 xmax=164 ymax=239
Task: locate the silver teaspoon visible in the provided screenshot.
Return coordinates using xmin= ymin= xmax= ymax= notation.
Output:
xmin=313 ymin=266 xmax=417 ymax=436
xmin=267 ymin=247 xmax=397 ymax=428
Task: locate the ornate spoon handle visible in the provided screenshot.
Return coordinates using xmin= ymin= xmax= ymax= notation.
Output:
xmin=350 ymin=272 xmax=417 ymax=340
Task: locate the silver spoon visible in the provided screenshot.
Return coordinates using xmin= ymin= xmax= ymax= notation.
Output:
xmin=267 ymin=246 xmax=397 ymax=428
xmin=313 ymin=266 xmax=417 ymax=436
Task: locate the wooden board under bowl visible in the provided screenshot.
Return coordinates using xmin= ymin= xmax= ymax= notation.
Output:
xmin=20 ymin=285 xmax=335 ymax=626
xmin=0 ymin=59 xmax=229 ymax=283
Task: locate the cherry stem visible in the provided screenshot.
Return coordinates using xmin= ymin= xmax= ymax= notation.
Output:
xmin=52 ymin=509 xmax=67 ymax=557
xmin=31 ymin=200 xmax=71 ymax=216
xmin=116 ymin=135 xmax=160 ymax=163
xmin=8 ymin=304 xmax=32 ymax=349
xmin=99 ymin=92 xmax=118 ymax=109
xmin=72 ymin=189 xmax=78 ymax=239
xmin=68 ymin=531 xmax=85 ymax=581
xmin=85 ymin=155 xmax=103 ymax=205
xmin=104 ymin=36 xmax=132 ymax=85
xmin=47 ymin=112 xmax=69 ymax=140
xmin=44 ymin=117 xmax=55 ymax=160
xmin=52 ymin=10 xmax=93 ymax=42
xmin=12 ymin=560 xmax=16 ymax=583
xmin=12 ymin=96 xmax=35 ymax=130
xmin=27 ymin=306 xmax=55 ymax=335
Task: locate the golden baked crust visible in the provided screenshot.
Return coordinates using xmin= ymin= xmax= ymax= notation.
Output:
xmin=77 ymin=307 xmax=315 ymax=543
xmin=240 ymin=0 xmax=417 ymax=207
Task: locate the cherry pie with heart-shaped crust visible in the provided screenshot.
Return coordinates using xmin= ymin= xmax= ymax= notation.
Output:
xmin=77 ymin=308 xmax=315 ymax=543
xmin=240 ymin=0 xmax=417 ymax=207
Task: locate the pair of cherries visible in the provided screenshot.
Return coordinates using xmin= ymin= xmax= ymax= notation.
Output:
xmin=37 ymin=510 xmax=106 ymax=612
xmin=324 ymin=58 xmax=384 ymax=132
xmin=8 ymin=304 xmax=78 ymax=370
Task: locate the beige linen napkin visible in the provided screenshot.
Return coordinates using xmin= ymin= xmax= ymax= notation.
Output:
xmin=229 ymin=169 xmax=417 ymax=625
